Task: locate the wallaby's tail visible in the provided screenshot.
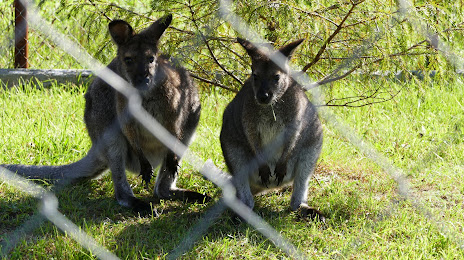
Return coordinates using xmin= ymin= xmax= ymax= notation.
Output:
xmin=1 ymin=146 xmax=107 ymax=184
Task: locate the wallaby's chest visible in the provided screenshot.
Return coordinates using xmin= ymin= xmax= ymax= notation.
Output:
xmin=243 ymin=104 xmax=300 ymax=189
xmin=246 ymin=111 xmax=284 ymax=163
xmin=245 ymin=105 xmax=287 ymax=149
xmin=248 ymin=120 xmax=296 ymax=191
xmin=116 ymin=87 xmax=180 ymax=154
xmin=255 ymin=118 xmax=285 ymax=149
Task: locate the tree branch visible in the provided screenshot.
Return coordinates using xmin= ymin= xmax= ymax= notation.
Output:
xmin=302 ymin=0 xmax=365 ymax=72
xmin=87 ymin=0 xmax=111 ymax=21
xmin=310 ymin=22 xmax=451 ymax=87
xmin=322 ymin=84 xmax=402 ymax=107
xmin=280 ymin=2 xmax=338 ymax=27
xmin=187 ymin=2 xmax=243 ymax=86
xmin=189 ymin=73 xmax=238 ymax=93
xmin=316 ymin=63 xmax=361 ymax=86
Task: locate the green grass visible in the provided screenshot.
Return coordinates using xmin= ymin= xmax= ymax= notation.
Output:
xmin=1 ymin=77 xmax=463 ymax=259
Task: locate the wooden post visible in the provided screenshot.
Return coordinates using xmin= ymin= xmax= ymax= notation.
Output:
xmin=14 ymin=0 xmax=29 ymax=68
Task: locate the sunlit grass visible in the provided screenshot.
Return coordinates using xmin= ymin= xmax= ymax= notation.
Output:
xmin=1 ymin=78 xmax=463 ymax=258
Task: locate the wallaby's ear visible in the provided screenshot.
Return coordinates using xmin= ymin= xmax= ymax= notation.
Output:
xmin=278 ymin=39 xmax=304 ymax=58
xmin=109 ymin=20 xmax=135 ymax=46
xmin=237 ymin=37 xmax=262 ymax=60
xmin=141 ymin=14 xmax=173 ymax=44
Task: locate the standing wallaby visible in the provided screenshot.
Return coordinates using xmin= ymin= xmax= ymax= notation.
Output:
xmin=2 ymin=14 xmax=209 ymax=213
xmin=220 ymin=38 xmax=324 ymax=219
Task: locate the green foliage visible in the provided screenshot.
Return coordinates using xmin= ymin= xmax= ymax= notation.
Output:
xmin=1 ymin=0 xmax=464 ymax=103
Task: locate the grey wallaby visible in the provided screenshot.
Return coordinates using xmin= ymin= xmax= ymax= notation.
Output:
xmin=2 ymin=14 xmax=209 ymax=213
xmin=220 ymin=38 xmax=324 ymax=219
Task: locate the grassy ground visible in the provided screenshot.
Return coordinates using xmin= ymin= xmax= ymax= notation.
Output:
xmin=1 ymin=76 xmax=463 ymax=259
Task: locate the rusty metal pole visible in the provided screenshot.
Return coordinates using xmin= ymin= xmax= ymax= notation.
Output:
xmin=14 ymin=0 xmax=29 ymax=68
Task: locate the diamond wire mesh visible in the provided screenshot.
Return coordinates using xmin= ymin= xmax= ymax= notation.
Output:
xmin=1 ymin=0 xmax=464 ymax=258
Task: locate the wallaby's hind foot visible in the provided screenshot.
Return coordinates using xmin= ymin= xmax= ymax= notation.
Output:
xmin=129 ymin=198 xmax=159 ymax=216
xmin=114 ymin=186 xmax=158 ymax=215
xmin=297 ymin=205 xmax=325 ymax=222
xmin=154 ymin=183 xmax=211 ymax=203
xmin=154 ymin=151 xmax=211 ymax=204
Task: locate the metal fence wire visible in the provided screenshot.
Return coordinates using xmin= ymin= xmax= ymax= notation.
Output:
xmin=1 ymin=0 xmax=464 ymax=258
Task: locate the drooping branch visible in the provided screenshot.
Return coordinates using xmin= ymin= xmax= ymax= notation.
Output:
xmin=189 ymin=73 xmax=238 ymax=93
xmin=316 ymin=52 xmax=435 ymax=60
xmin=279 ymin=2 xmax=338 ymax=27
xmin=169 ymin=26 xmax=235 ymax=42
xmin=311 ymin=42 xmax=429 ymax=87
xmin=302 ymin=0 xmax=365 ymax=72
xmin=316 ymin=63 xmax=361 ymax=86
xmin=322 ymin=84 xmax=402 ymax=107
xmin=199 ymin=32 xmax=244 ymax=85
xmin=323 ymin=92 xmax=400 ymax=107
xmin=311 ymin=17 xmax=462 ymax=87
xmin=87 ymin=0 xmax=111 ymax=21
xmin=187 ymin=1 xmax=244 ymax=86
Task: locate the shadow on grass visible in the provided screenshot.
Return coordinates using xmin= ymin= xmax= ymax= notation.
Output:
xmin=2 ymin=171 xmax=376 ymax=258
xmin=109 ymin=186 xmax=370 ymax=257
xmin=0 ymin=197 xmax=37 ymax=239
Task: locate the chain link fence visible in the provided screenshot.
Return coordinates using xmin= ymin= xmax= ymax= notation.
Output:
xmin=1 ymin=0 xmax=464 ymax=258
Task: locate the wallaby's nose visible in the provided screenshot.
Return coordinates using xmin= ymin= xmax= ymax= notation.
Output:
xmin=134 ymin=74 xmax=150 ymax=88
xmin=256 ymin=89 xmax=273 ymax=104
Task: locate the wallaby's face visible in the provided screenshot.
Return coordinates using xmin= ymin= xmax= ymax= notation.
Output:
xmin=108 ymin=15 xmax=172 ymax=90
xmin=250 ymin=59 xmax=289 ymax=105
xmin=238 ymin=38 xmax=304 ymax=105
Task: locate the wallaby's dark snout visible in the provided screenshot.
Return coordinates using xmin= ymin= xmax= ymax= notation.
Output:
xmin=256 ymin=85 xmax=273 ymax=104
xmin=134 ymin=74 xmax=151 ymax=89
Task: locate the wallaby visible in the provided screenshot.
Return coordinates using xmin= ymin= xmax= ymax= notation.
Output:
xmin=220 ymin=38 xmax=324 ymax=219
xmin=2 ymin=14 xmax=209 ymax=213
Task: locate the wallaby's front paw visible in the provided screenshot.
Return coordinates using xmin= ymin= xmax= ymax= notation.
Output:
xmin=258 ymin=165 xmax=271 ymax=187
xmin=139 ymin=164 xmax=153 ymax=190
xmin=297 ymin=205 xmax=325 ymax=222
xmin=275 ymin=162 xmax=287 ymax=185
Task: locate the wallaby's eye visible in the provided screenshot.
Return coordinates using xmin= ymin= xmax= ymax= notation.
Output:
xmin=124 ymin=57 xmax=134 ymax=65
xmin=148 ymin=56 xmax=155 ymax=63
xmin=273 ymin=74 xmax=280 ymax=82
